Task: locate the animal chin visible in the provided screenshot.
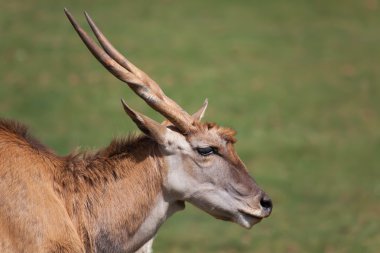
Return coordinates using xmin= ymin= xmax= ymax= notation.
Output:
xmin=202 ymin=207 xmax=232 ymax=222
xmin=236 ymin=209 xmax=263 ymax=229
xmin=214 ymin=214 xmax=233 ymax=221
xmin=209 ymin=209 xmax=262 ymax=229
xmin=198 ymin=205 xmax=234 ymax=222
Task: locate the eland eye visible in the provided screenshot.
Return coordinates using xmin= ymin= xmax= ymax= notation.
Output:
xmin=196 ymin=147 xmax=217 ymax=156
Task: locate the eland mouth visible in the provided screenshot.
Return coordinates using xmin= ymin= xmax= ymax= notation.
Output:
xmin=236 ymin=209 xmax=267 ymax=229
xmin=238 ymin=209 xmax=265 ymax=220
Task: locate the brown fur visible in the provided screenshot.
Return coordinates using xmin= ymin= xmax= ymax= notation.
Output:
xmin=0 ymin=119 xmax=166 ymax=253
xmin=193 ymin=122 xmax=237 ymax=144
xmin=0 ymin=119 xmax=52 ymax=153
xmin=0 ymin=118 xmax=249 ymax=253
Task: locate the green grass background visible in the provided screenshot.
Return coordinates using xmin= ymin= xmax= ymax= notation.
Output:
xmin=1 ymin=0 xmax=379 ymax=252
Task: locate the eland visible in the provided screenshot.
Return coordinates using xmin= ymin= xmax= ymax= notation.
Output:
xmin=0 ymin=9 xmax=272 ymax=253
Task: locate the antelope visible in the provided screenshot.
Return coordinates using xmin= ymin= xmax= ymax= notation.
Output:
xmin=0 ymin=9 xmax=273 ymax=253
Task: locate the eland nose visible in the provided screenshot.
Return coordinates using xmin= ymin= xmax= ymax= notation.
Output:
xmin=259 ymin=194 xmax=273 ymax=215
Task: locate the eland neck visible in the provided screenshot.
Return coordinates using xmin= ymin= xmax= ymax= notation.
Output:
xmin=56 ymin=136 xmax=184 ymax=253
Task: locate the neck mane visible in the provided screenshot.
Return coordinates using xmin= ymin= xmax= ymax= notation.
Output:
xmin=54 ymin=135 xmax=168 ymax=252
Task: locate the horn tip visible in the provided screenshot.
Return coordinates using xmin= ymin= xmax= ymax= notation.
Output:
xmin=120 ymin=98 xmax=128 ymax=108
xmin=64 ymin=8 xmax=70 ymax=15
xmin=121 ymin=99 xmax=131 ymax=113
xmin=84 ymin=11 xmax=90 ymax=19
xmin=64 ymin=7 xmax=75 ymax=22
xmin=121 ymin=99 xmax=134 ymax=114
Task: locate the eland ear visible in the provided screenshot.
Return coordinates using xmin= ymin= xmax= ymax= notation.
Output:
xmin=161 ymin=98 xmax=208 ymax=127
xmin=192 ymin=98 xmax=208 ymax=121
xmin=121 ymin=99 xmax=167 ymax=145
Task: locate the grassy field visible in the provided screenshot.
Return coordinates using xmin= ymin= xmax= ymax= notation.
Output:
xmin=1 ymin=0 xmax=379 ymax=252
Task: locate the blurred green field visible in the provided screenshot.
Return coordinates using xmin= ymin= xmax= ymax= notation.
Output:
xmin=1 ymin=0 xmax=379 ymax=252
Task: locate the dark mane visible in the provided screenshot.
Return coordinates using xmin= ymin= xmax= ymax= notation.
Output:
xmin=97 ymin=134 xmax=152 ymax=159
xmin=0 ymin=118 xmax=155 ymax=160
xmin=0 ymin=118 xmax=50 ymax=152
xmin=64 ymin=134 xmax=154 ymax=165
xmin=61 ymin=134 xmax=158 ymax=185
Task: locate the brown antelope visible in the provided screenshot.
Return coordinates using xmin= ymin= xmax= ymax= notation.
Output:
xmin=0 ymin=9 xmax=272 ymax=253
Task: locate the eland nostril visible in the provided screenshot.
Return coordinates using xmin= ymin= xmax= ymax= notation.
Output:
xmin=260 ymin=195 xmax=273 ymax=211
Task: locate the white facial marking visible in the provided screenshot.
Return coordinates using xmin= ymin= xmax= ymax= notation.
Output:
xmin=164 ymin=154 xmax=197 ymax=199
xmin=162 ymin=128 xmax=192 ymax=154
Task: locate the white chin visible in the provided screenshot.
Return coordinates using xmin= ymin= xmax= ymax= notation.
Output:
xmin=236 ymin=213 xmax=262 ymax=229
